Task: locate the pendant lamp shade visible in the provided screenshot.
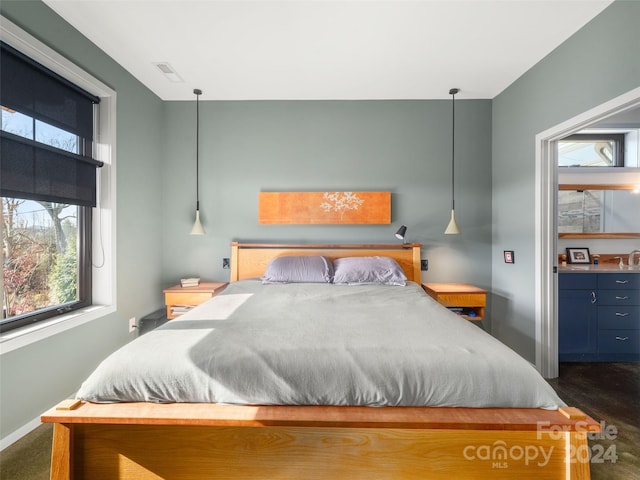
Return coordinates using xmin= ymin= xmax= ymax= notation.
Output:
xmin=190 ymin=209 xmax=205 ymax=235
xmin=190 ymin=88 xmax=205 ymax=235
xmin=445 ymin=209 xmax=460 ymax=234
xmin=445 ymin=88 xmax=461 ymax=235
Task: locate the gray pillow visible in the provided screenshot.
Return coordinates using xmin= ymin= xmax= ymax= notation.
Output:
xmin=333 ymin=256 xmax=407 ymax=286
xmin=262 ymin=255 xmax=334 ymax=284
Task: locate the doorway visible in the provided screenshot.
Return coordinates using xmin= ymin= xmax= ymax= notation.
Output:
xmin=534 ymin=86 xmax=640 ymax=378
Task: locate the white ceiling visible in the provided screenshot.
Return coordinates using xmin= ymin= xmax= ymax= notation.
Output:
xmin=43 ymin=0 xmax=614 ymax=101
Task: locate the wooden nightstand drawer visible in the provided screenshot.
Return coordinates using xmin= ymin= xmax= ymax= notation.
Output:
xmin=163 ymin=282 xmax=227 ymax=319
xmin=435 ymin=292 xmax=487 ymax=308
xmin=422 ymin=283 xmax=487 ymax=321
xmin=165 ymin=292 xmax=214 ymax=306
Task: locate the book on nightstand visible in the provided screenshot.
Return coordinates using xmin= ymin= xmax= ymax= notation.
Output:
xmin=180 ymin=277 xmax=200 ymax=288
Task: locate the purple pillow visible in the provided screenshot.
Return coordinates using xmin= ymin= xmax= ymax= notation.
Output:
xmin=262 ymin=255 xmax=334 ymax=284
xmin=333 ymin=256 xmax=407 ymax=286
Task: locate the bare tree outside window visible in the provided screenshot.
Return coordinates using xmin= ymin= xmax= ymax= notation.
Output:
xmin=2 ymin=198 xmax=78 ymax=318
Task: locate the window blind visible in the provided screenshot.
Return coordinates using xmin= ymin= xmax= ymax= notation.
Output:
xmin=0 ymin=41 xmax=102 ymax=207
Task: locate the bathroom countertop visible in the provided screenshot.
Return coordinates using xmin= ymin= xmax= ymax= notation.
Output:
xmin=558 ymin=264 xmax=640 ymax=273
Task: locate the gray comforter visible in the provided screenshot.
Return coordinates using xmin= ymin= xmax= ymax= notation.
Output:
xmin=77 ymin=280 xmax=565 ymax=409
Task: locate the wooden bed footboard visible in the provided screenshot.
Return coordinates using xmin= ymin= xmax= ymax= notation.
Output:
xmin=42 ymin=402 xmax=600 ymax=480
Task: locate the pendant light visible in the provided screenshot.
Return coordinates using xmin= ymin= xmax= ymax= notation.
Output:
xmin=445 ymin=87 xmax=461 ymax=235
xmin=190 ymin=88 xmax=205 ymax=235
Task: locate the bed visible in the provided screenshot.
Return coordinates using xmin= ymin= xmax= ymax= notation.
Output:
xmin=42 ymin=242 xmax=599 ymax=479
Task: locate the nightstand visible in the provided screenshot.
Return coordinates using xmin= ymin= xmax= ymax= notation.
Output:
xmin=163 ymin=282 xmax=227 ymax=319
xmin=422 ymin=283 xmax=487 ymax=321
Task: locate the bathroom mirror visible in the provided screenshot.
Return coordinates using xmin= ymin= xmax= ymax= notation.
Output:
xmin=558 ymin=184 xmax=640 ymax=238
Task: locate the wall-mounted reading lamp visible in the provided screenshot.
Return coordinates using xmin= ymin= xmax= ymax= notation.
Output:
xmin=395 ymin=225 xmax=408 ymax=244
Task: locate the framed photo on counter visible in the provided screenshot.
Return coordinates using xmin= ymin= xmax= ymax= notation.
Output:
xmin=566 ymin=247 xmax=591 ymax=264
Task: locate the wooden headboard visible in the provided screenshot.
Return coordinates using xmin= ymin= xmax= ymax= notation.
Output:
xmin=229 ymin=242 xmax=422 ymax=282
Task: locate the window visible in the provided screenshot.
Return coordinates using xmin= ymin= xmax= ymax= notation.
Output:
xmin=557 ymin=134 xmax=625 ymax=167
xmin=1 ymin=41 xmax=101 ymax=332
xmin=1 ymin=199 xmax=91 ymax=323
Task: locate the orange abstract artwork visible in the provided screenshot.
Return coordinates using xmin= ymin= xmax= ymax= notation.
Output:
xmin=258 ymin=191 xmax=391 ymax=224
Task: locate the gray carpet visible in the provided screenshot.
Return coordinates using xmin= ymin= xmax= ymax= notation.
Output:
xmin=0 ymin=423 xmax=51 ymax=480
xmin=1 ymin=363 xmax=638 ymax=479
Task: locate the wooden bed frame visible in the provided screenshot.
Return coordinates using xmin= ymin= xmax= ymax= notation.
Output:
xmin=42 ymin=242 xmax=599 ymax=479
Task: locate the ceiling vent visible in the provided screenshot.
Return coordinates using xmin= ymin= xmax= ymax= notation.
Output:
xmin=153 ymin=62 xmax=184 ymax=83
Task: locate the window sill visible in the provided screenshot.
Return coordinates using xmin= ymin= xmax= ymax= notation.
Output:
xmin=0 ymin=304 xmax=115 ymax=355
xmin=559 ymin=166 xmax=640 ymax=172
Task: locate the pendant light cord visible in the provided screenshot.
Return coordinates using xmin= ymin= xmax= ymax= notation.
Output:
xmin=450 ymin=88 xmax=457 ymax=211
xmin=194 ymin=88 xmax=201 ymax=210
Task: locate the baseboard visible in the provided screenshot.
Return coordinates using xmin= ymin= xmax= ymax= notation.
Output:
xmin=0 ymin=415 xmax=43 ymax=451
xmin=0 ymin=394 xmax=73 ymax=451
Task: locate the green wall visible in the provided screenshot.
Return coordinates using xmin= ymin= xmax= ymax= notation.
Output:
xmin=161 ymin=100 xmax=493 ymax=288
xmin=491 ymin=0 xmax=640 ymax=360
xmin=0 ymin=1 xmax=165 ymax=441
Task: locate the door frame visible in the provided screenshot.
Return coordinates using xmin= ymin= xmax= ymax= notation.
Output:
xmin=534 ymin=86 xmax=640 ymax=378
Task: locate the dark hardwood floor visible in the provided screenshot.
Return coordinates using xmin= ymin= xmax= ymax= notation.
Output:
xmin=546 ymin=362 xmax=640 ymax=480
xmin=1 ymin=362 xmax=638 ymax=479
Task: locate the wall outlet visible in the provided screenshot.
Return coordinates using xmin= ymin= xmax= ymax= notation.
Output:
xmin=128 ymin=317 xmax=137 ymax=333
xmin=222 ymin=258 xmax=230 ymax=269
xmin=421 ymin=259 xmax=429 ymax=271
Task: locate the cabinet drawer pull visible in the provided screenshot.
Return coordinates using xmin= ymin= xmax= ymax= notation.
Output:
xmin=614 ymin=312 xmax=630 ymax=317
xmin=591 ymin=291 xmax=597 ymax=304
xmin=615 ymin=296 xmax=629 ymax=300
xmin=615 ymin=336 xmax=629 ymax=341
xmin=615 ymin=280 xmax=629 ymax=284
